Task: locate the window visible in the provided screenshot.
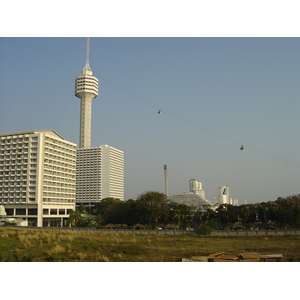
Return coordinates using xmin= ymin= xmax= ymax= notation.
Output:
xmin=28 ymin=208 xmax=37 ymax=215
xmin=5 ymin=208 xmax=14 ymax=215
xmin=16 ymin=208 xmax=26 ymax=215
xmin=50 ymin=209 xmax=57 ymax=215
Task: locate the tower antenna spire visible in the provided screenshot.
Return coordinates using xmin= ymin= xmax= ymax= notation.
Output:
xmin=83 ymin=37 xmax=92 ymax=75
xmin=86 ymin=37 xmax=90 ymax=67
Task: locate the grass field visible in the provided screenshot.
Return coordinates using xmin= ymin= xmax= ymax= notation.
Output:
xmin=0 ymin=228 xmax=299 ymax=262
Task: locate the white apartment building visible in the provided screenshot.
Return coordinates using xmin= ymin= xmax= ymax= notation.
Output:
xmin=76 ymin=145 xmax=124 ymax=204
xmin=0 ymin=130 xmax=76 ymax=227
xmin=76 ymin=144 xmax=124 ymax=205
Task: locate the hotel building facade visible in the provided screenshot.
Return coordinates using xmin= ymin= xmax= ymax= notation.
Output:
xmin=0 ymin=130 xmax=76 ymax=227
xmin=76 ymin=145 xmax=124 ymax=206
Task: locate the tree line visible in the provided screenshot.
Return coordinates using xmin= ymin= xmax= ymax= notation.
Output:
xmin=68 ymin=192 xmax=300 ymax=230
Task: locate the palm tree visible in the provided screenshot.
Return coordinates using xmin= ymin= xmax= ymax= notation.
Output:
xmin=68 ymin=210 xmax=82 ymax=227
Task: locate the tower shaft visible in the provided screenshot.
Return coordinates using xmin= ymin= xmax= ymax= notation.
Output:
xmin=79 ymin=95 xmax=93 ymax=149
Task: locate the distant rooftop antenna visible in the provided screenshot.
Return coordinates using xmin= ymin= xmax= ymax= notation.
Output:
xmin=83 ymin=37 xmax=92 ymax=75
xmin=164 ymin=165 xmax=168 ymax=197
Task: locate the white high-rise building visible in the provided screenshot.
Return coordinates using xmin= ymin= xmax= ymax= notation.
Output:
xmin=76 ymin=145 xmax=124 ymax=205
xmin=218 ymin=186 xmax=238 ymax=206
xmin=218 ymin=186 xmax=229 ymax=204
xmin=189 ymin=179 xmax=205 ymax=199
xmin=75 ymin=38 xmax=98 ymax=149
xmin=0 ymin=130 xmax=76 ymax=227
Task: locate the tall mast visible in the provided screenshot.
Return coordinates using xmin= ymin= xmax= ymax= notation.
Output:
xmin=86 ymin=37 xmax=90 ymax=66
xmin=82 ymin=37 xmax=92 ymax=75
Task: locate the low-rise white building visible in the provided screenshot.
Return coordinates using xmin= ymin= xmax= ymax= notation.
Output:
xmin=0 ymin=130 xmax=76 ymax=227
xmin=170 ymin=193 xmax=211 ymax=209
xmin=170 ymin=179 xmax=211 ymax=209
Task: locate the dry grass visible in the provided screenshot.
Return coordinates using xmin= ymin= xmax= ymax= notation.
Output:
xmin=0 ymin=232 xmax=9 ymax=239
xmin=75 ymin=252 xmax=87 ymax=261
xmin=0 ymin=228 xmax=300 ymax=262
xmin=47 ymin=244 xmax=66 ymax=256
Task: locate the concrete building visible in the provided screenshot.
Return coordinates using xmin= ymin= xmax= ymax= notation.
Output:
xmin=218 ymin=186 xmax=229 ymax=204
xmin=170 ymin=179 xmax=211 ymax=210
xmin=189 ymin=179 xmax=205 ymax=199
xmin=0 ymin=130 xmax=76 ymax=227
xmin=76 ymin=145 xmax=124 ymax=206
xmin=218 ymin=186 xmax=238 ymax=206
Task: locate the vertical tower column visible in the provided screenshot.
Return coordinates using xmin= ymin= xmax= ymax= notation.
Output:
xmin=79 ymin=96 xmax=93 ymax=149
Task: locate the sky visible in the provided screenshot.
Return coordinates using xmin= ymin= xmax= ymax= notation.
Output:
xmin=1 ymin=37 xmax=299 ymax=204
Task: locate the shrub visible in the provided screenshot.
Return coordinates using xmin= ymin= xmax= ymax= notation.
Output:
xmin=197 ymin=225 xmax=213 ymax=235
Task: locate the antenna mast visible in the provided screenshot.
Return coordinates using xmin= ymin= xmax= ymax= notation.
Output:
xmin=164 ymin=165 xmax=168 ymax=197
xmin=83 ymin=37 xmax=92 ymax=74
xmin=86 ymin=37 xmax=90 ymax=67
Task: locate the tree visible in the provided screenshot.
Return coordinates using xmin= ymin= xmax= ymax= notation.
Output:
xmin=136 ymin=191 xmax=169 ymax=229
xmin=94 ymin=197 xmax=123 ymax=224
xmin=170 ymin=203 xmax=192 ymax=229
xmin=77 ymin=214 xmax=97 ymax=228
xmin=68 ymin=210 xmax=82 ymax=227
xmin=192 ymin=210 xmax=204 ymax=228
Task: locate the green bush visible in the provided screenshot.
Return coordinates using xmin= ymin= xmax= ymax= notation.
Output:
xmin=197 ymin=225 xmax=213 ymax=235
xmin=4 ymin=222 xmax=16 ymax=226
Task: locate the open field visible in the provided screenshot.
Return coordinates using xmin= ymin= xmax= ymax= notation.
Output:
xmin=0 ymin=227 xmax=299 ymax=262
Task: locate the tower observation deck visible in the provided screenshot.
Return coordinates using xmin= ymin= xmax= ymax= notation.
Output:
xmin=75 ymin=38 xmax=98 ymax=149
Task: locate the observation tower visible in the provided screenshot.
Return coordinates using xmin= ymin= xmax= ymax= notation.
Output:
xmin=75 ymin=38 xmax=99 ymax=148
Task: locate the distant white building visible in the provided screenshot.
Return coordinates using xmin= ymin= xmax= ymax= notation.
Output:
xmin=0 ymin=130 xmax=76 ymax=227
xmin=189 ymin=179 xmax=206 ymax=198
xmin=76 ymin=145 xmax=124 ymax=205
xmin=218 ymin=186 xmax=229 ymax=204
xmin=218 ymin=186 xmax=238 ymax=206
xmin=170 ymin=179 xmax=211 ymax=209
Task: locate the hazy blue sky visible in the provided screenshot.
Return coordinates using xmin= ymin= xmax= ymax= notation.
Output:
xmin=1 ymin=37 xmax=299 ymax=203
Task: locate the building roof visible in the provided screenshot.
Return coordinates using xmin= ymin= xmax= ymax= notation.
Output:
xmin=0 ymin=130 xmax=76 ymax=146
xmin=1 ymin=130 xmax=63 ymax=140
